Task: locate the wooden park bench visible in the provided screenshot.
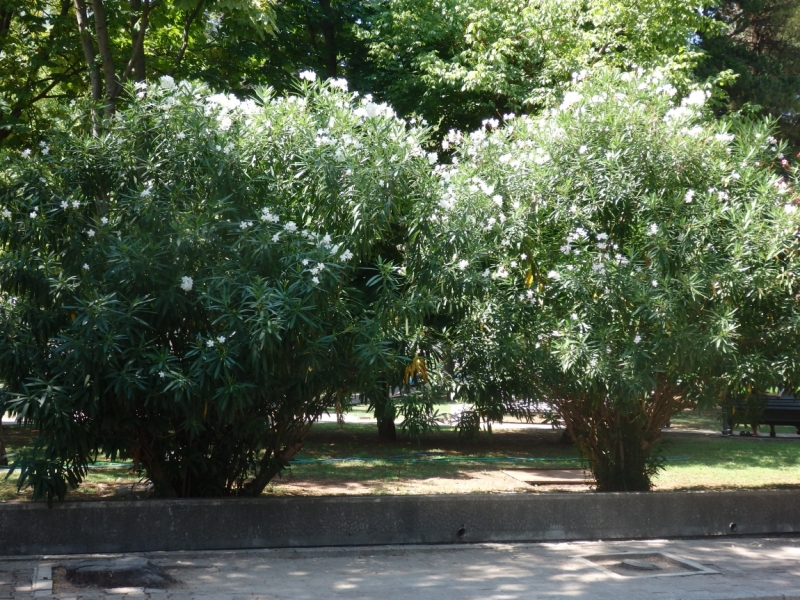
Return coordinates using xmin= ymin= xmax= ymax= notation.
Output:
xmin=722 ymin=394 xmax=800 ymax=437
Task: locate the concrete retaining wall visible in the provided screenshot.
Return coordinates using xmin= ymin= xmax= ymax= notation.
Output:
xmin=1 ymin=490 xmax=799 ymax=556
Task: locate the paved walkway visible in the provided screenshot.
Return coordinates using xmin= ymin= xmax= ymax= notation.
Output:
xmin=3 ymin=536 xmax=800 ymax=599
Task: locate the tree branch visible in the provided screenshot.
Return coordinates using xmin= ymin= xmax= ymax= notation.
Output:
xmin=117 ymin=0 xmax=152 ymax=91
xmin=171 ymin=0 xmax=204 ymax=76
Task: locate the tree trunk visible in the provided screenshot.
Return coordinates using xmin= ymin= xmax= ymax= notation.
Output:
xmin=374 ymin=387 xmax=397 ymax=442
xmin=0 ymin=420 xmax=7 ymax=467
xmin=240 ymin=439 xmax=304 ymax=497
xmin=0 ymin=8 xmax=13 ymax=49
xmin=318 ymin=0 xmax=338 ymax=78
xmin=556 ymin=385 xmax=683 ymax=492
xmin=129 ymin=0 xmax=146 ymax=82
xmin=90 ymin=0 xmax=118 ymax=113
xmin=74 ymin=0 xmax=103 ymax=102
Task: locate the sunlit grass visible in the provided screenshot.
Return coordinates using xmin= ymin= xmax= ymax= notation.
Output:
xmin=3 ymin=414 xmax=800 ymax=501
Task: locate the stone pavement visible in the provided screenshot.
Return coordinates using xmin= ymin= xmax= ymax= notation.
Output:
xmin=2 ymin=536 xmax=800 ymax=600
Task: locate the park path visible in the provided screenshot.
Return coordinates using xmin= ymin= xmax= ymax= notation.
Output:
xmin=2 ymin=535 xmax=800 ymax=599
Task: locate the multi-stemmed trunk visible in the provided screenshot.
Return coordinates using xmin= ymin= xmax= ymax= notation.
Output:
xmin=555 ymin=385 xmax=685 ymax=491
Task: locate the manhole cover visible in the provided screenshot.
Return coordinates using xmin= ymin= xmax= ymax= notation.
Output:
xmin=574 ymin=552 xmax=718 ymax=579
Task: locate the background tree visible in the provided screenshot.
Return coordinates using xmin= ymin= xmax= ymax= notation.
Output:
xmin=0 ymin=0 xmax=277 ymax=141
xmin=354 ymin=0 xmax=716 ymax=133
xmin=698 ymin=0 xmax=800 ymax=149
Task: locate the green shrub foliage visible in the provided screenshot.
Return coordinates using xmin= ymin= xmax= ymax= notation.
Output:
xmin=0 ymin=75 xmax=431 ymax=500
xmin=411 ymin=68 xmax=800 ymax=490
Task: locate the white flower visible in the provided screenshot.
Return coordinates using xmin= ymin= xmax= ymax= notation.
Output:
xmin=457 ymin=259 xmax=469 ymax=270
xmin=160 ymin=75 xmax=176 ymax=89
xmin=492 ymin=194 xmax=503 ymax=207
xmin=206 ymin=340 xmax=215 ymax=348
xmin=29 ymin=211 xmax=37 ymax=219
xmin=299 ymin=70 xmax=317 ymax=82
xmin=510 ymin=260 xmax=518 ymax=268
xmin=714 ymin=133 xmax=735 ymax=144
xmin=302 ymin=258 xmax=310 ymax=266
xmin=219 ymin=116 xmax=233 ymax=131
xmin=272 ymin=233 xmax=281 ymax=243
xmin=82 ymin=263 xmax=89 ymax=271
xmin=71 ymin=200 xmax=81 ymax=209
xmin=785 ymin=204 xmax=797 ymax=214
xmin=140 ymin=188 xmax=151 ymax=198
xmin=180 ymin=276 xmax=194 ymax=292
xmin=341 ymin=249 xmax=354 ymax=262
xmin=560 ymin=91 xmax=582 ymax=110
xmin=683 ymin=90 xmax=708 ymax=107
xmin=578 ymin=145 xmax=588 ymax=155
xmin=87 ymin=229 xmax=95 ymax=237
xmin=158 ymin=371 xmax=165 ymax=378
xmin=283 ymin=221 xmax=297 ymax=232
xmin=217 ymin=335 xmax=226 ymax=344
xmin=176 ymin=132 xmax=186 ymax=140
xmin=239 ymin=220 xmax=253 ymax=230
xmin=684 ymin=190 xmax=695 ymax=203
xmin=101 ymin=217 xmax=109 ymax=225
xmin=634 ymin=335 xmax=642 ymax=344
xmin=664 ymin=106 xmax=693 ymax=122
xmin=60 ymin=201 xmax=68 ymax=210
xmin=1 ymin=209 xmax=10 ymax=218
xmin=652 ymin=280 xmax=658 ymax=287
xmin=329 ymin=78 xmax=348 ymax=90
xmin=312 ymin=276 xmax=320 ymax=284
xmin=41 ymin=146 xmax=49 ymax=156
xmin=21 ymin=148 xmax=31 ymax=159
xmin=520 ymin=253 xmax=527 ymax=260
xmin=427 ymin=152 xmax=438 ymax=165
xmin=647 ymin=223 xmax=658 ymax=236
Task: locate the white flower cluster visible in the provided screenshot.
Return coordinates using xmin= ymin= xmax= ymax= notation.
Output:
xmin=180 ymin=276 xmax=193 ymax=292
xmin=560 ymin=91 xmax=582 ymax=111
xmin=299 ymin=70 xmax=317 ymax=82
xmin=354 ymin=99 xmax=395 ymax=120
xmin=261 ymin=207 xmax=280 ymax=223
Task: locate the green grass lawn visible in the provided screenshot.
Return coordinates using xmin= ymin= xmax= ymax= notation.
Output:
xmin=3 ymin=412 xmax=800 ymax=501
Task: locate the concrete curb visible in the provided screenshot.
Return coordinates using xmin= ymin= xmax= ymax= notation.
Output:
xmin=1 ymin=489 xmax=800 ymax=556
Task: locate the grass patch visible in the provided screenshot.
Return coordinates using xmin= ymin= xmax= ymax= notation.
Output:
xmin=654 ymin=434 xmax=800 ymax=490
xmin=3 ymin=416 xmax=800 ymax=500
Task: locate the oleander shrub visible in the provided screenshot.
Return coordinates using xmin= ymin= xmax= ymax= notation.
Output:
xmin=0 ymin=74 xmax=432 ymax=500
xmin=410 ymin=68 xmax=800 ymax=490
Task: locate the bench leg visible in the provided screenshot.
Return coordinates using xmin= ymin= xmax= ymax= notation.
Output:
xmin=722 ymin=414 xmax=730 ymax=436
xmin=770 ymin=424 xmax=776 ymax=438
